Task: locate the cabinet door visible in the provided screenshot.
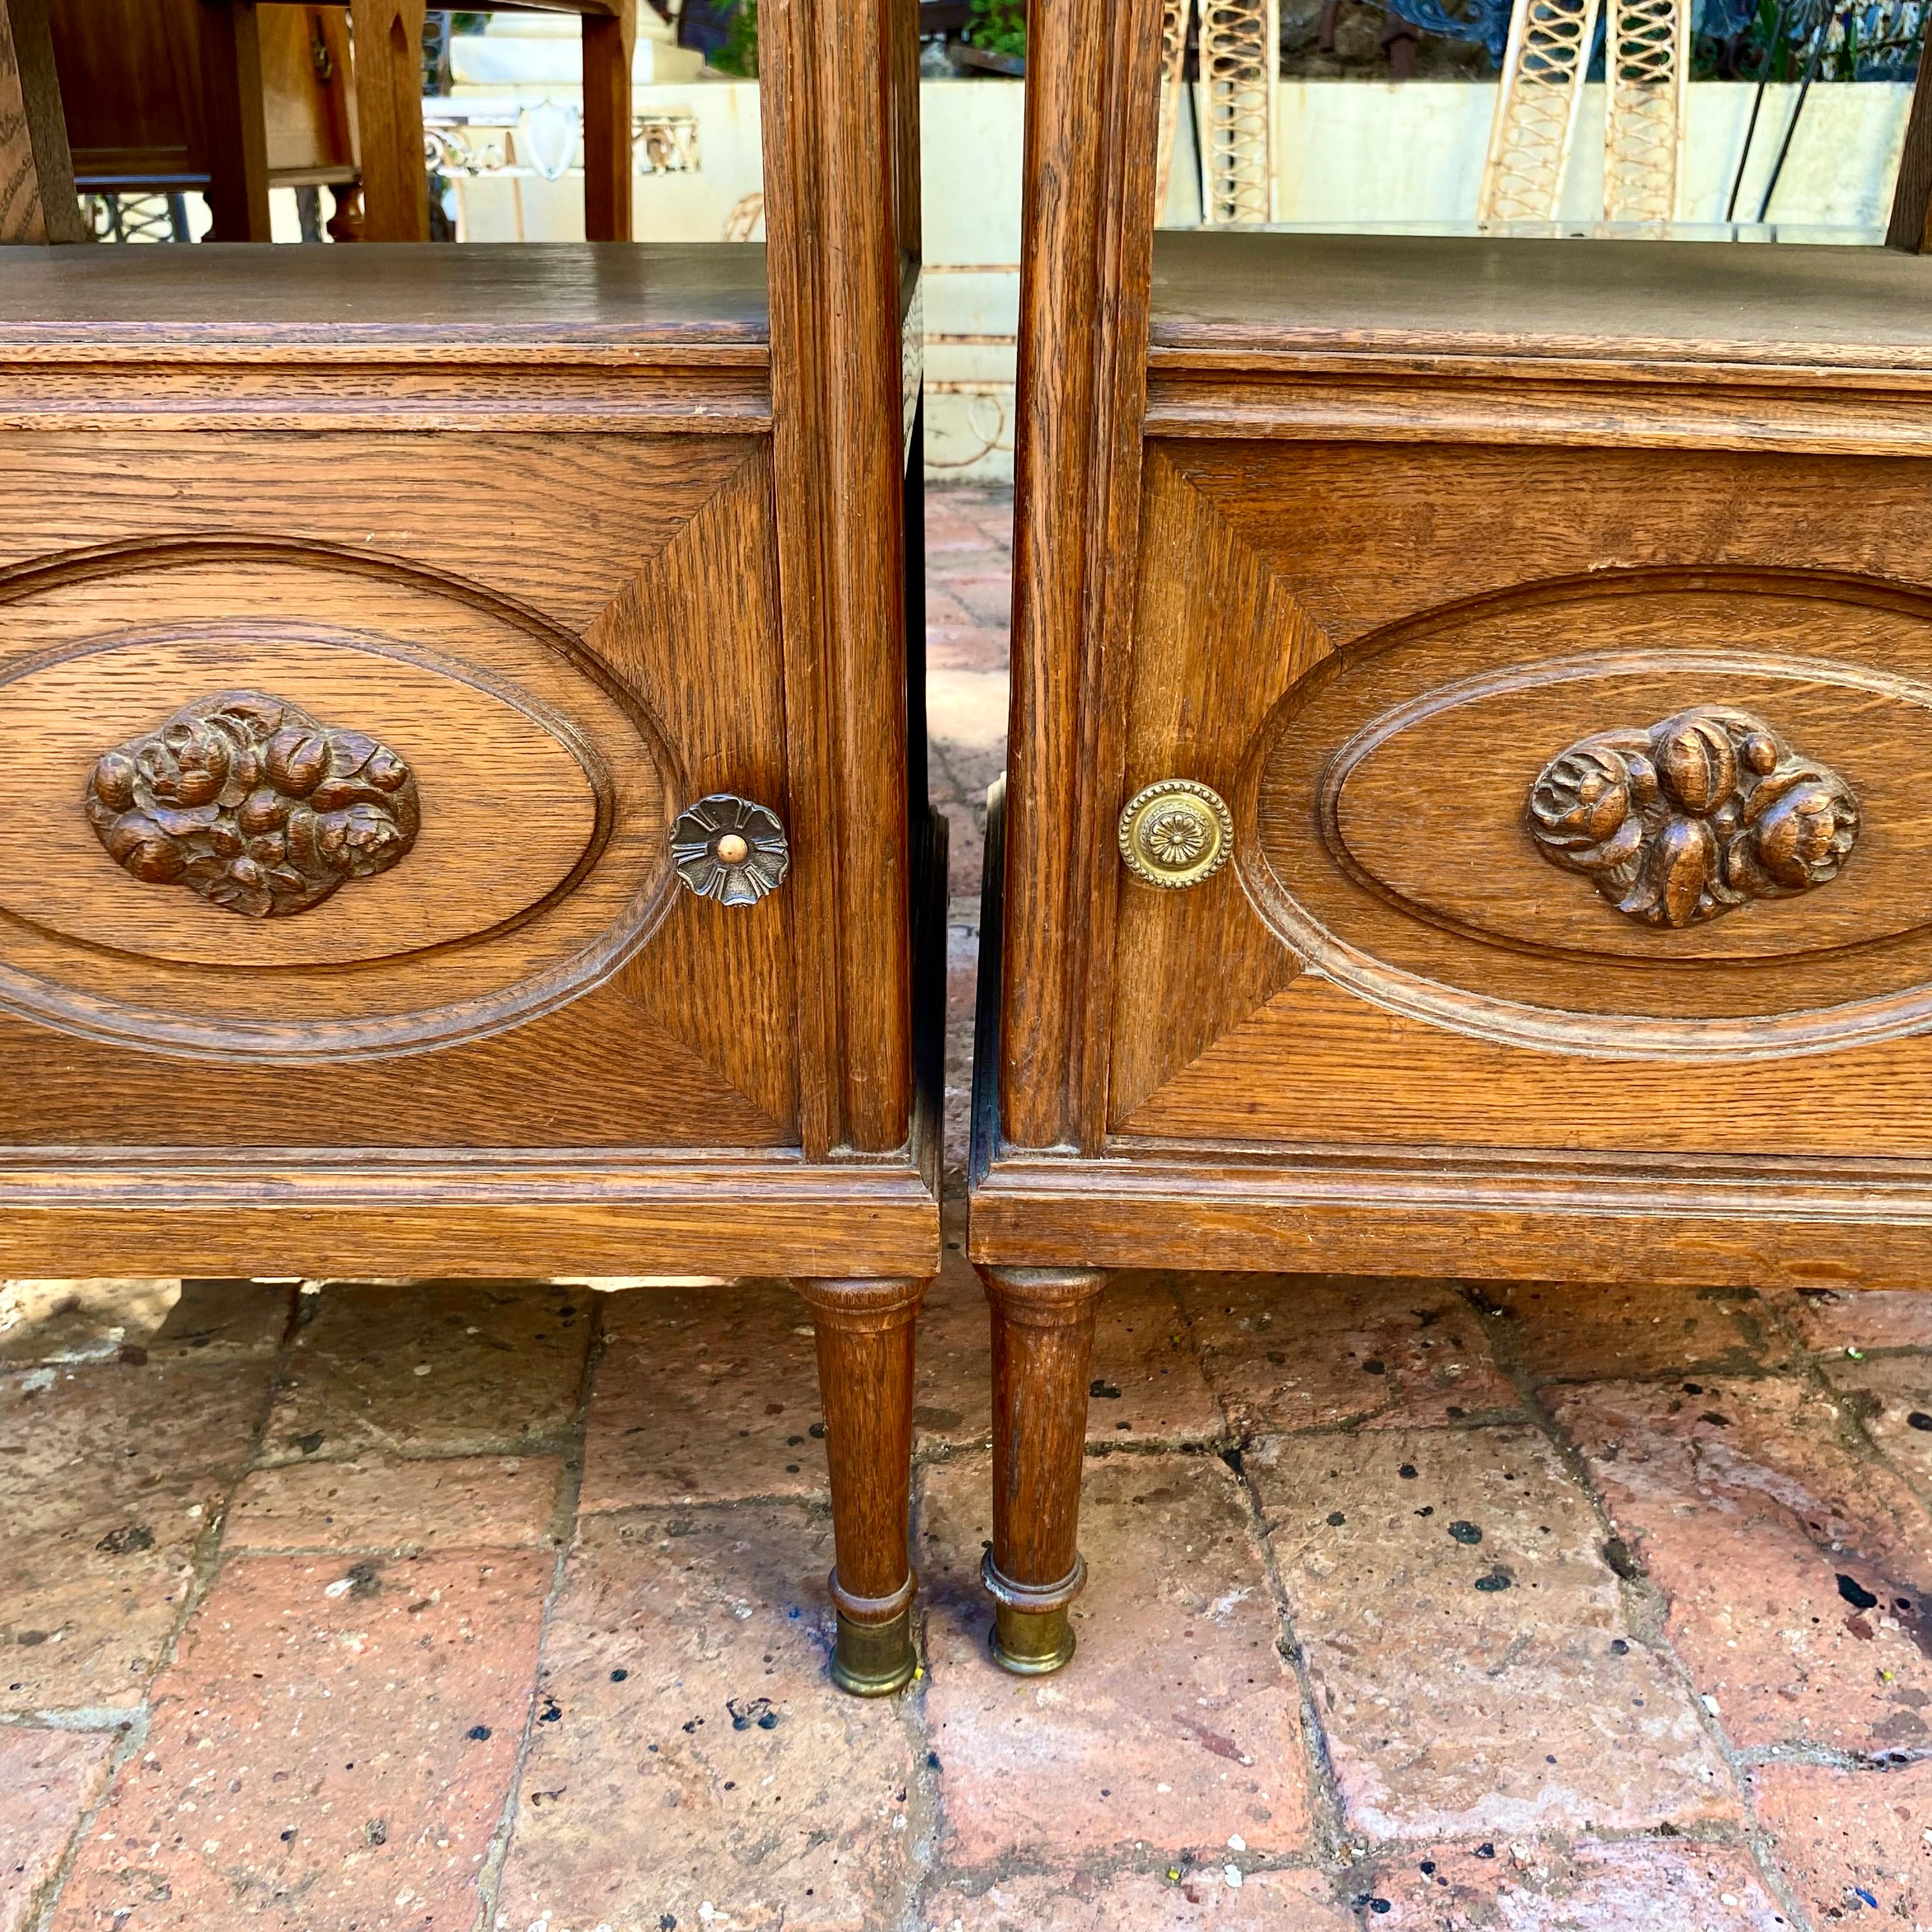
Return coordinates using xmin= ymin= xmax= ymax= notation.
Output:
xmin=0 ymin=428 xmax=798 ymax=1150
xmin=1110 ymin=435 xmax=1932 ymax=1164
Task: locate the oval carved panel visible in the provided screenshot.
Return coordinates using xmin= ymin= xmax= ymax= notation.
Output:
xmin=1241 ymin=573 xmax=1932 ymax=1060
xmin=0 ymin=548 xmax=679 ymax=1061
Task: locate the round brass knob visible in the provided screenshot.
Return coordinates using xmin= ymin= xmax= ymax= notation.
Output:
xmin=671 ymin=794 xmax=790 ymax=906
xmin=1117 ymin=778 xmax=1233 ymax=889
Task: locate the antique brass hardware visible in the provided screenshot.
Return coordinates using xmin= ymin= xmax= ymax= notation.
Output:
xmin=1117 ymin=778 xmax=1234 ymax=889
xmin=671 ymin=793 xmax=791 ymax=905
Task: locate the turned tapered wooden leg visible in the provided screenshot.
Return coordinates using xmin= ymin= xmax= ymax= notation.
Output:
xmin=977 ymin=1266 xmax=1110 ymax=1674
xmin=793 ymin=1276 xmax=928 ymax=1696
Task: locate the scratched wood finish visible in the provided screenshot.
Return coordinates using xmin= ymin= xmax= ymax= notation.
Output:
xmin=0 ymin=0 xmax=80 ymax=242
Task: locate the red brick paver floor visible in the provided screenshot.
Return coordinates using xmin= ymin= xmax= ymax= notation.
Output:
xmin=3 ymin=487 xmax=1926 ymax=1931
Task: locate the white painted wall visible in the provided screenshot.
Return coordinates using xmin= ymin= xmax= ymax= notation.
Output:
xmin=1268 ymin=79 xmax=1910 ymax=232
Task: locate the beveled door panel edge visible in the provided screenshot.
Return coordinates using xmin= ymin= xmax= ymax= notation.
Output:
xmin=1235 ymin=573 xmax=1932 ymax=1063
xmin=1316 ymin=647 xmax=1911 ymax=963
xmin=0 ymin=539 xmax=687 ymax=1061
xmin=969 ymin=1142 xmax=1932 ymax=1289
xmin=0 ymin=1147 xmax=941 ymax=1280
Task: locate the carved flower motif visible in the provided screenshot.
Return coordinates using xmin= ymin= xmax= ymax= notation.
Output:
xmin=1526 ymin=705 xmax=1857 ymax=929
xmin=86 ymin=692 xmax=419 ymax=919
xmin=670 ymin=794 xmax=790 ymax=907
xmin=1143 ymin=808 xmax=1209 ymax=868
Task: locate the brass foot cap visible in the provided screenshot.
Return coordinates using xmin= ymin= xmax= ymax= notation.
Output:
xmin=831 ymin=1607 xmax=917 ymax=1697
xmin=990 ymin=1603 xmax=1076 ymax=1676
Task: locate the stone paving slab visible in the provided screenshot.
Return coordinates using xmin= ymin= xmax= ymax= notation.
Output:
xmin=581 ymin=1280 xmax=827 ymax=1510
xmin=1474 ymin=1279 xmax=1788 ymax=1385
xmin=919 ymin=1451 xmax=1313 ymax=1870
xmin=1 ymin=1360 xmax=270 ymax=1713
xmin=261 ymin=1281 xmax=591 ymax=1465
xmin=1817 ymin=1352 xmax=1932 ymax=1496
xmin=919 ymin=1866 xmax=1356 ymax=1929
xmin=0 ymin=1728 xmax=114 ymax=1932
xmin=0 ymin=1278 xmax=291 ymax=1368
xmin=1357 ymin=1837 xmax=1790 ymax=1929
xmin=226 ymin=1454 xmax=565 ymax=1554
xmin=1771 ymin=1287 xmax=1932 ymax=1356
xmin=1550 ymin=1377 xmax=1932 ymax=1754
xmin=1749 ymin=1757 xmax=1932 ymax=1927
xmin=494 ymin=1506 xmax=925 ymax=1932
xmin=1250 ymin=1427 xmax=1736 ymax=1843
xmin=51 ymin=1550 xmax=551 ymax=1932
xmin=914 ymin=1252 xmax=1223 ymax=1453
xmin=1177 ymin=1277 xmax=1520 ymax=1438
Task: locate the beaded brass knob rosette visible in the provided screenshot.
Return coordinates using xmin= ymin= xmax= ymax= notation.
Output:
xmin=1117 ymin=778 xmax=1234 ymax=889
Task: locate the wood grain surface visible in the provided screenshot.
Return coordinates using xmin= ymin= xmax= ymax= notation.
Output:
xmin=0 ymin=633 xmax=604 ymax=966
xmin=1150 ymin=231 xmax=1932 ymax=369
xmin=348 ymin=0 xmax=427 ymax=241
xmin=579 ymin=0 xmax=635 ymax=244
xmin=997 ymin=0 xmax=1163 ymax=1152
xmin=0 ymin=1145 xmax=938 ymax=1278
xmin=760 ymin=0 xmax=919 ymax=1156
xmin=196 ymin=0 xmax=272 ymax=242
xmin=969 ymin=1137 xmax=1932 ymax=1291
xmin=1889 ymin=42 xmax=1932 ymax=252
xmin=979 ymin=49 xmax=1932 ymax=1296
xmin=0 ymin=240 xmax=771 ymax=339
xmin=0 ymin=0 xmax=80 ymax=243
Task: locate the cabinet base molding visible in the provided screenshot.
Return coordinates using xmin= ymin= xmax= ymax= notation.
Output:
xmin=0 ymin=1150 xmax=940 ymax=1280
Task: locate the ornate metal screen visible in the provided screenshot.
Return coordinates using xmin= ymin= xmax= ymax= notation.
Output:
xmin=1197 ymin=0 xmax=1280 ymax=226
xmin=1477 ymin=0 xmax=1604 ymax=222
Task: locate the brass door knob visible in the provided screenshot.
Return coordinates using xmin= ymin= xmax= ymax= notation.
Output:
xmin=1117 ymin=778 xmax=1232 ymax=889
xmin=671 ymin=794 xmax=790 ymax=905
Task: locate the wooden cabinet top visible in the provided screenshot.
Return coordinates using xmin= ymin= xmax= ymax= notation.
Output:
xmin=1152 ymin=232 xmax=1932 ymax=374
xmin=0 ymin=242 xmax=770 ymax=352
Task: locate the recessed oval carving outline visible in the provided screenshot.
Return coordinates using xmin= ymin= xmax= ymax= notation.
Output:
xmin=0 ymin=542 xmax=682 ymax=1062
xmin=1242 ymin=613 xmax=1932 ymax=1062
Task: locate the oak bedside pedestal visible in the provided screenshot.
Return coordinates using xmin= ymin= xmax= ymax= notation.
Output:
xmin=969 ymin=1 xmax=1932 ymax=1675
xmin=0 ymin=1 xmax=939 ymax=1696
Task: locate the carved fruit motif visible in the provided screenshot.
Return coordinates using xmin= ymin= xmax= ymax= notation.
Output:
xmin=1526 ymin=706 xmax=1857 ymax=928
xmin=86 ymin=691 xmax=420 ymax=918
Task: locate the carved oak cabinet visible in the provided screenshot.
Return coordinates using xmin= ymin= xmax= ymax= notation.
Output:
xmin=0 ymin=1 xmax=940 ymax=1696
xmin=970 ymin=1 xmax=1932 ymax=1675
